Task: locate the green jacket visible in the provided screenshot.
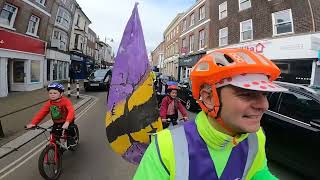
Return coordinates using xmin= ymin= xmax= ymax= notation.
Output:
xmin=134 ymin=111 xmax=278 ymax=180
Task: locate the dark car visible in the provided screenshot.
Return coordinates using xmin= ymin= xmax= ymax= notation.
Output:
xmin=261 ymin=81 xmax=320 ymax=179
xmin=84 ymin=68 xmax=112 ymax=91
xmin=177 ymin=79 xmax=200 ymax=111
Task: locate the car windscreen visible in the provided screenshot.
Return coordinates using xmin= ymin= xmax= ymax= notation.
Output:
xmin=93 ymin=70 xmax=108 ymax=77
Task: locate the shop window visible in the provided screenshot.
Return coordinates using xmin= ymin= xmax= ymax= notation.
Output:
xmin=26 ymin=15 xmax=40 ymax=36
xmin=240 ymin=19 xmax=253 ymax=41
xmin=47 ymin=60 xmax=50 ymax=81
xmin=53 ymin=61 xmax=58 ymax=80
xmin=239 ymin=0 xmax=251 ymax=11
xmin=219 ymin=2 xmax=227 ymax=20
xmin=219 ymin=27 xmax=228 ymax=46
xmin=13 ymin=61 xmax=24 ymax=83
xmin=0 ymin=3 xmax=18 ymax=28
xmin=31 ymin=61 xmax=40 ymax=83
xmin=272 ymin=9 xmax=294 ymax=35
xmin=58 ymin=61 xmax=63 ymax=80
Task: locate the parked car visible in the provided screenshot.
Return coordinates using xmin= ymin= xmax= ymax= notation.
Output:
xmin=261 ymin=81 xmax=320 ymax=179
xmin=177 ymin=79 xmax=200 ymax=111
xmin=84 ymin=68 xmax=112 ymax=91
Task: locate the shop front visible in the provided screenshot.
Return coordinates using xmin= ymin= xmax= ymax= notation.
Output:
xmin=70 ymin=53 xmax=87 ymax=80
xmin=212 ymin=33 xmax=320 ymax=85
xmin=178 ymin=52 xmax=206 ymax=81
xmin=0 ymin=29 xmax=46 ymax=97
xmin=46 ymin=49 xmax=70 ymax=85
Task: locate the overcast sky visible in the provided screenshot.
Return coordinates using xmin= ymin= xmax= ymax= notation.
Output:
xmin=76 ymin=0 xmax=195 ymax=54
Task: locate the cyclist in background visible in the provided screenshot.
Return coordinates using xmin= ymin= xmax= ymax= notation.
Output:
xmin=159 ymin=85 xmax=188 ymax=129
xmin=26 ymin=82 xmax=77 ymax=146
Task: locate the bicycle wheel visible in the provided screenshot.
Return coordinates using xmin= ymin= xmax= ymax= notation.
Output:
xmin=38 ymin=145 xmax=62 ymax=180
xmin=69 ymin=125 xmax=80 ymax=151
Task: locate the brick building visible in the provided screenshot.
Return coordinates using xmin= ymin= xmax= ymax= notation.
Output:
xmin=209 ymin=0 xmax=320 ymax=85
xmin=150 ymin=40 xmax=165 ymax=72
xmin=163 ymin=13 xmax=184 ymax=79
xmin=45 ymin=0 xmax=77 ymax=85
xmin=178 ymin=0 xmax=210 ymax=80
xmin=0 ymin=0 xmax=52 ymax=97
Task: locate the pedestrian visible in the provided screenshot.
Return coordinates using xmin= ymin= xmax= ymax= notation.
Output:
xmin=69 ymin=66 xmax=75 ymax=84
xmin=159 ymin=85 xmax=188 ymax=129
xmin=26 ymin=82 xmax=78 ymax=146
xmin=134 ymin=48 xmax=287 ymax=180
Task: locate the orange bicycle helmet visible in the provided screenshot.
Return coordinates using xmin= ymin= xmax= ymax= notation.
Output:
xmin=190 ymin=48 xmax=287 ymax=119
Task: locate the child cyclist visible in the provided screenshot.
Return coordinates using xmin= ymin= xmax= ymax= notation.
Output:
xmin=159 ymin=85 xmax=188 ymax=129
xmin=26 ymin=82 xmax=77 ymax=146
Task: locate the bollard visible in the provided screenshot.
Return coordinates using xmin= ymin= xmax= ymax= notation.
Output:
xmin=67 ymin=81 xmax=71 ymax=97
xmin=76 ymin=80 xmax=79 ymax=99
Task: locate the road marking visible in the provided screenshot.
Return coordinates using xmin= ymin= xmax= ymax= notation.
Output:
xmin=0 ymin=140 xmax=47 ymax=178
xmin=0 ymin=95 xmax=98 ymax=178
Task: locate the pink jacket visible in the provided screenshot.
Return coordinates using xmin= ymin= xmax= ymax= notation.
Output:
xmin=159 ymin=96 xmax=188 ymax=119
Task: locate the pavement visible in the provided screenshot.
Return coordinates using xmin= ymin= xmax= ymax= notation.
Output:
xmin=0 ymin=80 xmax=91 ymax=158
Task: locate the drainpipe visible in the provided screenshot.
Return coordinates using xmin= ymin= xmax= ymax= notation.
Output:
xmin=307 ymin=0 xmax=316 ymax=32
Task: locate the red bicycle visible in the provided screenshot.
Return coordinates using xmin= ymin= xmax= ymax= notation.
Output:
xmin=26 ymin=125 xmax=79 ymax=180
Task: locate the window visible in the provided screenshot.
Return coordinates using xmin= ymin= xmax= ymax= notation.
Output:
xmin=272 ymin=9 xmax=294 ymax=35
xmin=189 ymin=34 xmax=194 ymax=52
xmin=199 ymin=29 xmax=205 ymax=49
xmin=13 ymin=61 xmax=25 ymax=83
xmin=239 ymin=0 xmax=251 ymax=11
xmin=31 ymin=61 xmax=40 ymax=82
xmin=56 ymin=7 xmax=71 ymax=30
xmin=199 ymin=6 xmax=205 ymax=20
xmin=182 ymin=19 xmax=187 ymax=31
xmin=240 ymin=19 xmax=253 ymax=41
xmin=190 ymin=13 xmax=195 ymax=26
xmin=0 ymin=3 xmax=18 ymax=28
xmin=219 ymin=2 xmax=227 ymax=20
xmin=278 ymin=92 xmax=320 ymax=124
xmin=27 ymin=15 xmax=40 ymax=36
xmin=52 ymin=30 xmax=68 ymax=50
xmin=219 ymin=27 xmax=228 ymax=46
xmin=36 ymin=0 xmax=46 ymax=6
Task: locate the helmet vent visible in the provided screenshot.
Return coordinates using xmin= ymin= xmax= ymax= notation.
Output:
xmin=196 ymin=62 xmax=209 ymax=71
xmin=224 ymin=54 xmax=234 ymax=63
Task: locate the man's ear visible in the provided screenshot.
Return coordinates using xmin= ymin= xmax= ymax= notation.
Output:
xmin=200 ymin=89 xmax=214 ymax=109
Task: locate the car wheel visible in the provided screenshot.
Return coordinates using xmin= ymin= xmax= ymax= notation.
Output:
xmin=186 ymin=99 xmax=192 ymax=111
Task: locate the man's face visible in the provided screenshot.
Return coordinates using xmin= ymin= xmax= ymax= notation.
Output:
xmin=219 ymin=86 xmax=269 ymax=134
xmin=48 ymin=89 xmax=62 ymax=101
xmin=201 ymin=85 xmax=269 ymax=134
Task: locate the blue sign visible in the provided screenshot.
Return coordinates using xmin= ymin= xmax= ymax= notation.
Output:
xmin=318 ymin=50 xmax=320 ymax=61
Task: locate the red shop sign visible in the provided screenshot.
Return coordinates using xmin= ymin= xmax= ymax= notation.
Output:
xmin=0 ymin=29 xmax=45 ymax=55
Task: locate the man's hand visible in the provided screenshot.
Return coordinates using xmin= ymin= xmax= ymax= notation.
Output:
xmin=62 ymin=121 xmax=70 ymax=129
xmin=26 ymin=124 xmax=36 ymax=129
xmin=161 ymin=119 xmax=167 ymax=123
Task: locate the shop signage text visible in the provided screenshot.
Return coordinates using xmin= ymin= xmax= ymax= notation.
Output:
xmin=239 ymin=43 xmax=266 ymax=53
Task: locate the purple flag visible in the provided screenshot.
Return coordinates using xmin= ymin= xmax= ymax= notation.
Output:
xmin=105 ymin=3 xmax=162 ymax=164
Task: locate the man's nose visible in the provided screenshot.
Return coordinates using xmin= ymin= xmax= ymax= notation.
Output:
xmin=252 ymin=94 xmax=269 ymax=112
